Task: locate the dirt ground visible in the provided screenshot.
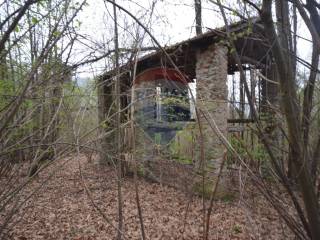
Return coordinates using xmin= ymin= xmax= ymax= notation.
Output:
xmin=3 ymin=155 xmax=293 ymax=239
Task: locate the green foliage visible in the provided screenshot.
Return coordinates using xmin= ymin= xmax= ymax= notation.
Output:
xmin=192 ymin=181 xmax=213 ymax=199
xmin=171 ymin=155 xmax=193 ymax=164
xmin=52 ymin=30 xmax=61 ymax=37
xmin=154 ymin=133 xmax=162 ymax=145
xmin=58 ymin=78 xmax=98 ymax=145
xmin=31 ymin=17 xmax=39 ymax=25
xmin=14 ymin=25 xmax=20 ymax=32
xmin=232 ymin=224 xmax=243 ymax=234
xmin=137 ymin=165 xmax=145 ymax=177
xmin=37 ymin=0 xmax=46 ymax=8
xmin=169 ymin=123 xmax=195 ymax=164
xmin=228 ymin=135 xmax=269 ymax=166
xmin=162 ymin=96 xmax=188 ymax=106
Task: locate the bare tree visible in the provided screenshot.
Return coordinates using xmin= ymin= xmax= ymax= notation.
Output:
xmin=195 ymin=0 xmax=202 ymax=35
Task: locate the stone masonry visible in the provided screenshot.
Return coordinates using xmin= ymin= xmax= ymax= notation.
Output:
xmin=196 ymin=44 xmax=228 ymax=168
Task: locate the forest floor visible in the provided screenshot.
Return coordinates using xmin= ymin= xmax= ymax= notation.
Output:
xmin=5 ymin=154 xmax=293 ymax=240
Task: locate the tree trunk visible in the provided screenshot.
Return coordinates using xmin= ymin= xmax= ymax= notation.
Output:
xmin=261 ymin=1 xmax=320 ymax=238
xmin=112 ymin=1 xmax=124 ymax=239
xmin=194 ymin=0 xmax=202 ymax=35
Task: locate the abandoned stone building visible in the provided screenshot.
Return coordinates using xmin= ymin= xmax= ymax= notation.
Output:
xmin=98 ymin=19 xmax=275 ymax=192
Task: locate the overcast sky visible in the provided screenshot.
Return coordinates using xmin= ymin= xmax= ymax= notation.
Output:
xmin=73 ymin=0 xmax=231 ymax=80
xmin=72 ymin=0 xmax=313 ymax=82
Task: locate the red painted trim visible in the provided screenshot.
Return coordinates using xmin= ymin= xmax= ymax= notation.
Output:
xmin=134 ymin=67 xmax=191 ymax=85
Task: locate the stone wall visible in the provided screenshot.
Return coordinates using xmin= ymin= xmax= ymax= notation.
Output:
xmin=196 ymin=44 xmax=228 ymax=170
